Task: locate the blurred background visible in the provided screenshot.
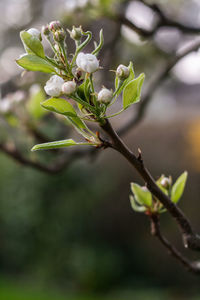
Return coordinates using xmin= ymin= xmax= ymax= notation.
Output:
xmin=0 ymin=0 xmax=200 ymax=299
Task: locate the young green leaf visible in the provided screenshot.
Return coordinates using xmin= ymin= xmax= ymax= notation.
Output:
xmin=31 ymin=139 xmax=95 ymax=151
xmin=130 ymin=183 xmax=152 ymax=207
xmin=130 ymin=195 xmax=146 ymax=213
xmin=41 ymin=98 xmax=77 ymax=117
xmin=41 ymin=97 xmax=87 ymax=130
xmin=16 ymin=54 xmax=56 ymax=73
xmin=20 ymin=31 xmax=45 ymax=58
xmin=171 ymin=171 xmax=188 ymax=203
xmin=123 ymin=73 xmax=145 ymax=109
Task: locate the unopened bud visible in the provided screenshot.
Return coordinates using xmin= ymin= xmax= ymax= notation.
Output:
xmin=54 ymin=30 xmax=66 ymax=42
xmin=27 ymin=28 xmax=42 ymax=41
xmin=42 ymin=25 xmax=50 ymax=36
xmin=62 ymin=81 xmax=76 ymax=95
xmin=70 ymin=26 xmax=82 ymax=40
xmin=44 ymin=75 xmax=64 ymax=97
xmin=49 ymin=21 xmax=62 ymax=32
xmin=160 ymin=177 xmax=172 ymax=189
xmin=76 ymin=52 xmax=99 ymax=73
xmin=97 ymin=88 xmax=113 ymax=104
xmin=116 ymin=64 xmax=130 ymax=80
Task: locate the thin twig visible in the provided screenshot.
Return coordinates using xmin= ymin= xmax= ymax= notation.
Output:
xmin=149 ymin=214 xmax=200 ymax=274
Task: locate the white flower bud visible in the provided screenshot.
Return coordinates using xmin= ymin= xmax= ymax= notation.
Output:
xmin=116 ymin=64 xmax=130 ymax=80
xmin=97 ymin=88 xmax=113 ymax=104
xmin=76 ymin=52 xmax=99 ymax=73
xmin=44 ymin=75 xmax=64 ymax=97
xmin=62 ymin=81 xmax=76 ymax=95
xmin=27 ymin=28 xmax=41 ymax=40
xmin=160 ymin=177 xmax=172 ymax=189
xmin=70 ymin=26 xmax=82 ymax=40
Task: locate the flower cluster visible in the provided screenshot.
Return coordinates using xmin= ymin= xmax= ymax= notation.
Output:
xmin=16 ymin=21 xmax=145 ymax=151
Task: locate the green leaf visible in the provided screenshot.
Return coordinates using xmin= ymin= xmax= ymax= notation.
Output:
xmin=77 ymin=78 xmax=90 ymax=103
xmin=41 ymin=98 xmax=77 ymax=117
xmin=16 ymin=54 xmax=56 ymax=73
xmin=27 ymin=87 xmax=47 ymax=120
xmin=130 ymin=183 xmax=152 ymax=207
xmin=130 ymin=195 xmax=146 ymax=213
xmin=31 ymin=139 xmax=95 ymax=151
xmin=114 ymin=61 xmax=135 ymax=97
xmin=20 ymin=31 xmax=45 ymax=58
xmin=123 ymin=73 xmax=145 ymax=109
xmin=41 ymin=97 xmax=87 ymax=130
xmin=171 ymin=171 xmax=188 ymax=203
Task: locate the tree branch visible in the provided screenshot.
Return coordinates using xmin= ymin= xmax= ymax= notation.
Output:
xmin=101 ymin=119 xmax=200 ymax=252
xmin=149 ymin=214 xmax=200 ymax=274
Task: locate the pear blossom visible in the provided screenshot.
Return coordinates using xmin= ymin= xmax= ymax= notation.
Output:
xmin=97 ymin=88 xmax=113 ymax=104
xmin=62 ymin=81 xmax=76 ymax=95
xmin=76 ymin=52 xmax=99 ymax=73
xmin=44 ymin=75 xmax=64 ymax=97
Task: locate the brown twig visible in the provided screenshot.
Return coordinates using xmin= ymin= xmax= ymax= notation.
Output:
xmin=150 ymin=214 xmax=200 ymax=274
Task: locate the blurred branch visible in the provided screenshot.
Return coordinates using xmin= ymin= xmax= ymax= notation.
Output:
xmin=0 ymin=141 xmax=96 ymax=174
xmin=118 ymin=1 xmax=200 ymax=38
xmin=119 ymin=38 xmax=200 ymax=135
xmin=150 ymin=214 xmax=200 ymax=274
xmin=140 ymin=0 xmax=200 ymax=35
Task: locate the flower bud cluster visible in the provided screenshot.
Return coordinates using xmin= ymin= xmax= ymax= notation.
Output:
xmin=44 ymin=76 xmax=77 ymax=97
xmin=42 ymin=21 xmax=66 ymax=42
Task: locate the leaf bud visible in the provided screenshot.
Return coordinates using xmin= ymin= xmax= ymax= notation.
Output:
xmin=62 ymin=81 xmax=76 ymax=95
xmin=160 ymin=177 xmax=172 ymax=189
xmin=116 ymin=64 xmax=130 ymax=80
xmin=97 ymin=87 xmax=113 ymax=104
